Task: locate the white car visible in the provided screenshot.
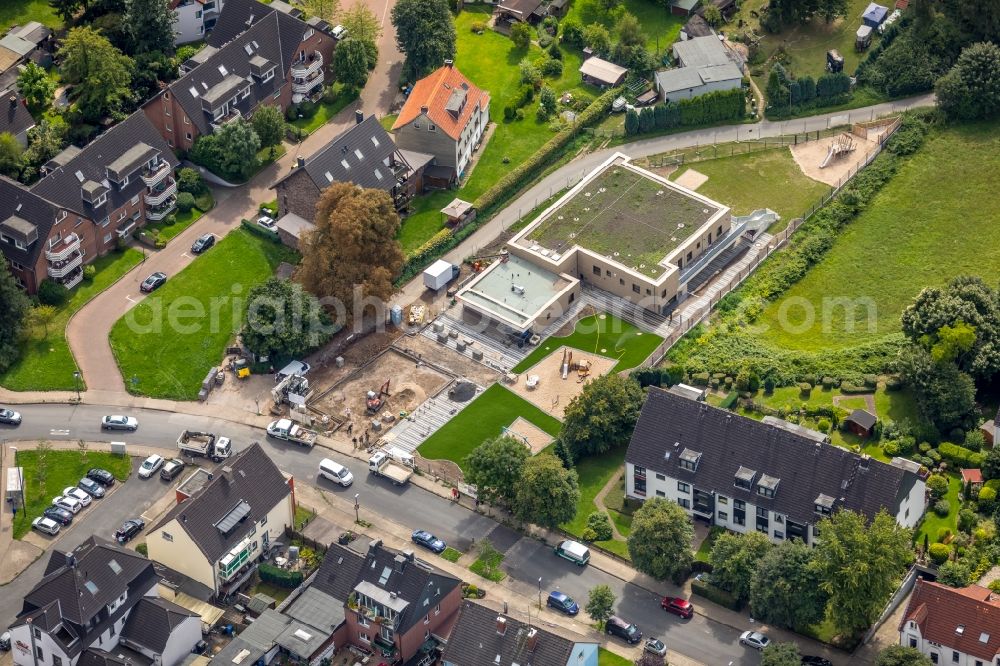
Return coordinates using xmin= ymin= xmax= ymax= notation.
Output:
xmin=61 ymin=487 xmax=92 ymax=507
xmin=102 ymin=415 xmax=138 ymax=431
xmin=740 ymin=631 xmax=771 ymax=651
xmin=53 ymin=495 xmax=83 ymax=514
xmin=138 ymin=454 xmax=165 ymax=479
xmin=256 ymin=215 xmax=277 ymax=231
xmin=32 ymin=517 xmax=61 ymax=536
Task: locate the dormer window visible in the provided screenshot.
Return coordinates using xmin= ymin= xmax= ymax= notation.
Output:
xmin=814 ymin=493 xmax=835 ymax=516
xmin=678 ymin=448 xmax=701 ymax=472
xmin=262 ymin=67 xmax=275 ymax=82
xmin=756 ymin=474 xmax=779 ymax=498
xmin=240 ymin=85 xmax=251 ymax=100
xmin=94 ymin=194 xmax=107 ymax=208
xmin=734 ymin=466 xmax=755 ymax=491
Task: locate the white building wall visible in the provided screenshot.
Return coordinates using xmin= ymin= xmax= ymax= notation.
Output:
xmin=660 ymin=77 xmax=741 ymax=103
xmin=173 ymin=2 xmax=205 ymax=44
xmin=899 ymin=622 xmax=996 ymax=666
xmin=159 ymin=615 xmax=202 ymax=666
xmin=895 ymin=478 xmax=927 ymax=529
xmin=8 ymin=624 xmax=70 ymax=666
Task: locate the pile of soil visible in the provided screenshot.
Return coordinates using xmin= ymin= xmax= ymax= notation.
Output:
xmin=448 ymin=381 xmax=477 ymax=402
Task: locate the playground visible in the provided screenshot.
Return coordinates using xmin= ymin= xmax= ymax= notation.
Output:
xmin=790 ymin=123 xmax=890 ymax=187
xmin=507 ymin=346 xmax=619 ymax=419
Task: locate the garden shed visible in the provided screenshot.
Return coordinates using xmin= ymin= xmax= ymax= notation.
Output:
xmin=845 ymin=409 xmax=877 ymax=438
xmin=862 ymin=2 xmax=889 ymax=27
xmin=579 ymin=56 xmax=628 ymax=87
xmin=960 ymin=468 xmax=984 ymax=490
xmin=496 ymin=0 xmax=545 ymax=24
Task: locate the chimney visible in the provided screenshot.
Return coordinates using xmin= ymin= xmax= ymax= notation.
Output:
xmin=859 ymin=454 xmax=870 ymax=471
xmin=526 ymin=627 xmax=539 ymax=653
xmin=367 ymin=539 xmax=382 ymax=559
xmin=221 ymin=466 xmax=233 ymax=483
xmin=296 ymin=155 xmax=305 ymax=167
xmin=65 ymin=553 xmax=76 ymax=569
xmin=355 ymin=109 xmax=364 ymax=125
xmin=420 ymin=105 xmax=429 ymax=114
xmin=496 ymin=616 xmax=507 ymax=636
xmin=9 ymin=95 xmax=16 ymax=109
xmin=403 ymin=549 xmax=415 ymax=563
xmin=393 ymin=553 xmax=407 ymax=573
xmin=444 ymin=59 xmax=454 ymax=67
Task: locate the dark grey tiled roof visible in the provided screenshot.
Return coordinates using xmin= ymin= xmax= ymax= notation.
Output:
xmin=152 ymin=443 xmax=291 ymax=563
xmin=442 ymin=601 xmax=593 ymax=666
xmin=0 ymin=175 xmax=59 ymax=269
xmin=77 ymin=649 xmax=129 ymax=666
xmin=32 ymin=111 xmax=178 ymax=219
xmin=847 ymin=409 xmax=877 ymax=430
xmin=0 ymin=95 xmax=34 ymax=137
xmin=274 ymin=116 xmax=409 ymax=193
xmin=121 ymin=597 xmax=199 ymax=653
xmin=626 ymin=388 xmax=919 ymax=526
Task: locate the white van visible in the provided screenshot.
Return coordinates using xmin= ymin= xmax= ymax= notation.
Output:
xmin=275 ymin=360 xmax=311 ymax=382
xmin=319 ymin=458 xmax=354 ymax=487
xmin=554 ymin=539 xmax=590 ymax=566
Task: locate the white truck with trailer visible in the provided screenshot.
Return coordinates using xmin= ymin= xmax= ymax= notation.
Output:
xmin=368 ymin=448 xmax=414 ymax=486
xmin=177 ymin=431 xmax=232 ymax=462
xmin=266 ymin=418 xmax=318 ymax=448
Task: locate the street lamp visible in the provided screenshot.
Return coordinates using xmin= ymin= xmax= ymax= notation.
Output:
xmin=73 ymin=371 xmax=81 ymax=401
xmin=354 ymin=493 xmax=360 ymax=524
xmin=537 ymin=577 xmax=542 ymax=608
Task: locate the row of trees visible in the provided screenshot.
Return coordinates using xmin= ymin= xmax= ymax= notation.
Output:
xmin=766 ymin=64 xmax=851 ymax=112
xmin=624 ymin=88 xmax=747 ymax=137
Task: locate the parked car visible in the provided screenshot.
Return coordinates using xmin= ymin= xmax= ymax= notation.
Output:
xmin=554 ymin=539 xmax=590 ymax=566
xmin=191 ymin=233 xmax=215 ymax=254
xmin=330 ymin=24 xmax=347 ymax=39
xmin=0 ymin=631 xmax=10 ymax=651
xmin=801 ymin=657 xmax=833 ymax=666
xmin=546 ymin=591 xmax=579 ymax=616
xmin=86 ymin=469 xmax=115 ymax=487
xmin=257 ymin=215 xmax=277 ymax=232
xmin=43 ymin=506 xmax=74 ymax=525
xmin=318 ymin=458 xmax=353 ymax=487
xmin=411 ymin=529 xmax=446 ymax=553
xmin=160 ymin=458 xmax=186 ymax=481
xmin=605 ymin=616 xmax=642 ymax=644
xmin=138 ymin=454 xmax=165 ymax=479
xmin=645 ymin=638 xmax=667 ymax=656
xmin=62 ymin=486 xmax=92 ymax=507
xmin=53 ymin=495 xmax=83 ymax=514
xmin=660 ymin=596 xmax=694 ymax=619
xmin=114 ymin=518 xmax=145 ymax=544
xmin=78 ymin=477 xmax=106 ymax=498
xmin=32 ymin=516 xmax=61 ymax=536
xmin=102 ymin=415 xmax=138 ymax=431
xmin=140 ymin=271 xmax=167 ymax=293
xmin=740 ymin=631 xmax=771 ymax=651
xmin=0 ymin=408 xmax=21 ymax=425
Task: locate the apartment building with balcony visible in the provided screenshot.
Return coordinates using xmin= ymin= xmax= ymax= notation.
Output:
xmin=146 ymin=0 xmax=338 ymax=152
xmin=146 ymin=443 xmax=294 ymax=600
xmin=624 ymin=387 xmax=926 ymax=545
xmin=171 ymin=0 xmax=225 ymax=44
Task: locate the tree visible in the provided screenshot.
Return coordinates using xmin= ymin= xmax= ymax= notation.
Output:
xmin=702 ymin=5 xmax=722 ymax=27
xmin=251 ymin=104 xmax=285 ymax=157
xmin=301 ymin=0 xmax=340 ymax=23
xmin=0 ymin=133 xmax=22 ymax=179
xmin=766 ymin=63 xmax=790 ymax=108
xmin=464 ymin=436 xmax=529 ymax=507
xmin=585 ymin=584 xmax=616 ymax=626
xmin=582 ymin=23 xmax=611 ymax=55
xmin=634 ymin=654 xmax=666 ymax=666
xmin=627 ymin=497 xmax=693 ymax=580
xmin=750 ymin=540 xmax=828 ymax=629
xmin=817 ymin=0 xmax=848 ymax=23
xmin=132 ymin=50 xmax=177 ymax=102
xmin=176 ymin=167 xmax=206 ymax=195
xmin=539 ymin=85 xmax=557 ymax=117
xmin=624 ymin=107 xmax=640 ymax=135
xmin=391 ymin=0 xmax=455 ymax=80
xmin=50 ymin=0 xmax=84 ymax=24
xmin=812 ymin=510 xmax=912 ymax=636
xmin=297 ymin=182 xmax=404 ymax=316
xmin=0 ymin=256 xmax=30 ymax=372
xmin=984 ymin=447 xmax=1000 ymax=480
xmin=708 ymin=531 xmax=771 ymax=604
xmin=510 ymin=22 xmax=533 ymax=49
xmin=241 ymin=277 xmax=335 ymax=360
xmin=559 ymin=374 xmax=644 ymax=461
xmin=28 ymin=305 xmax=58 ymax=338
xmin=936 ymin=42 xmax=1000 ymax=121
xmin=761 ymin=643 xmax=800 ymax=666
xmin=616 ymin=12 xmax=643 ymax=47
xmin=17 ymin=63 xmax=56 ymax=113
xmin=897 ymin=346 xmax=977 ymax=431
xmin=341 ymin=4 xmax=381 ymax=68
xmin=58 ymin=27 xmax=134 ymax=121
xmin=333 ymin=38 xmax=371 ymax=90
xmin=874 ymin=645 xmax=933 ymax=666
xmin=123 ymin=0 xmax=174 ymax=55
xmin=23 ymin=117 xmax=68 ymax=172
xmin=215 ymin=120 xmax=260 ymax=180
xmin=513 ymin=454 xmax=579 ymax=528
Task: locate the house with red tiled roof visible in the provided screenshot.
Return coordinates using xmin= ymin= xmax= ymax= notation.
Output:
xmin=898 ymin=578 xmax=1000 ymax=666
xmin=391 ymin=60 xmax=490 ymax=185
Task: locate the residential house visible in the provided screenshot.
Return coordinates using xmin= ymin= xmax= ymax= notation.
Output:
xmin=680 ymin=14 xmax=715 ymax=40
xmin=898 ymin=578 xmax=1000 ymax=666
xmin=145 ymin=0 xmax=338 ymax=153
xmin=272 ymin=114 xmax=430 ymax=220
xmin=980 ymin=406 xmax=999 ymax=447
xmin=171 ymin=0 xmax=226 ymax=44
xmin=1 ymin=93 xmax=35 ymax=146
xmin=844 ymin=409 xmax=878 ymax=438
xmin=392 ymin=61 xmax=490 ymax=185
xmin=308 ymin=538 xmax=463 ymax=663
xmin=578 ymin=56 xmax=628 ymax=88
xmin=495 ymin=0 xmax=545 ymax=26
xmin=442 ymin=600 xmax=599 ymax=666
xmin=624 ymin=387 xmax=926 ymax=545
xmin=656 ymin=35 xmax=743 ymax=102
xmin=6 ymin=537 xmax=201 ymax=666
xmin=0 ymin=22 xmax=52 ymax=94
xmin=1 ymin=112 xmax=178 ymax=294
xmin=146 ymin=443 xmax=295 ymax=599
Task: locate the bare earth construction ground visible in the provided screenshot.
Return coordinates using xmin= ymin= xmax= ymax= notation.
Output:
xmin=507 ymin=345 xmax=618 ymax=419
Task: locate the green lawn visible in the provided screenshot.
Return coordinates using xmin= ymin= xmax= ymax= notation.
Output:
xmin=837 ymin=396 xmax=869 ymax=412
xmin=289 ymin=86 xmax=359 ymax=134
xmin=758 ymin=120 xmax=1000 ymax=351
xmin=440 ymin=547 xmax=462 ymax=562
xmin=915 ymin=474 xmax=961 ymax=546
xmin=417 ymin=384 xmax=561 ymax=470
xmin=143 ymin=207 xmax=205 ymax=244
xmin=0 ymin=249 xmax=144 ymax=392
xmin=695 ymin=526 xmax=723 ymax=562
xmin=513 ymin=313 xmax=663 ymax=374
xmin=0 ymin=0 xmax=62 ymax=29
xmin=249 ymin=581 xmax=291 ymax=603
xmin=562 ymin=448 xmax=626 ymax=537
xmin=109 ymin=229 xmax=297 ymax=399
xmin=670 ymin=148 xmax=831 ymax=230
xmin=396 ymin=6 xmax=596 ymax=252
xmin=11 ymin=450 xmax=133 ymax=539
xmin=565 ymin=0 xmax=683 ymax=55
xmin=598 ymin=648 xmax=633 ymax=666
xmin=469 ymin=548 xmax=506 ymax=582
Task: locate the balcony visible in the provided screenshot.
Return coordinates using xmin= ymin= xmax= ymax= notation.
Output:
xmin=117 ymin=219 xmax=136 ymax=238
xmin=44 ymin=233 xmax=81 ymax=262
xmin=47 ymin=251 xmax=83 ymax=279
xmin=145 ymin=178 xmax=178 ymax=206
xmin=142 ymin=161 xmax=171 ymax=187
xmin=290 ymin=51 xmax=323 ymax=77
xmin=210 ymin=107 xmax=242 ymax=133
xmin=291 ymin=69 xmax=324 ymax=95
xmin=59 ymin=269 xmax=84 ymax=290
xmin=146 ymin=197 xmax=177 ymax=221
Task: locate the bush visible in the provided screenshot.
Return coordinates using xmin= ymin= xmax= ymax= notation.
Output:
xmin=927 ymin=449 xmax=941 ymax=464
xmin=240 ymin=218 xmax=280 ymax=242
xmin=798 ymin=382 xmax=812 ymax=396
xmin=586 ymin=512 xmax=613 ymax=541
xmin=939 ymin=442 xmax=982 ymax=468
xmin=821 ymin=376 xmax=836 ymax=389
xmin=83 ymin=264 xmax=96 ymax=281
xmin=259 ymin=562 xmax=304 ymax=588
xmin=933 ymin=499 xmax=951 ymax=517
xmin=958 ymin=509 xmax=977 ymax=533
xmin=177 ymin=167 xmax=204 ymax=194
xmin=176 ymin=191 xmax=196 ymax=213
xmin=926 ymin=474 xmax=948 ymax=499
xmin=817 ymin=418 xmax=831 ymax=433
xmin=691 ymin=579 xmax=740 ymax=610
xmin=470 ymin=20 xmax=486 ymax=33
xmin=135 ymin=543 xmax=148 ymax=556
xmin=883 ymin=441 xmax=900 ymax=456
xmin=38 ymin=279 xmax=69 ymax=305
xmin=927 ymin=542 xmax=950 ymax=565
xmin=541 ymin=57 xmax=563 ymax=77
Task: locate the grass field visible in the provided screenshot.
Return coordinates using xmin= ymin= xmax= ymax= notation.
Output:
xmin=670 ymin=148 xmax=831 ymax=230
xmin=12 ymin=450 xmax=133 ymax=539
xmin=562 ymin=448 xmax=625 ymax=538
xmin=565 ymin=0 xmax=683 ymax=55
xmin=915 ymin=474 xmax=961 ymax=545
xmin=598 ymin=648 xmax=633 ymax=666
xmin=0 ymin=249 xmax=144 ymax=392
xmin=143 ymin=207 xmax=205 ymax=244
xmin=513 ymin=313 xmax=663 ymax=374
xmin=395 ymin=6 xmax=596 ymax=252
xmin=290 ymin=86 xmax=359 ymax=134
xmin=757 ymin=120 xmax=1000 ymax=351
xmin=0 ymin=0 xmax=62 ymax=29
xmin=418 ymin=384 xmax=562 ymax=469
xmin=109 ymin=229 xmax=297 ymax=400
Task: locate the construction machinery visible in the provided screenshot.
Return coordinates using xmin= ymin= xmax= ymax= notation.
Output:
xmin=366 ymin=379 xmax=391 ymax=413
xmin=468 ymin=248 xmax=510 ymax=273
xmin=272 ymin=373 xmax=312 ymax=410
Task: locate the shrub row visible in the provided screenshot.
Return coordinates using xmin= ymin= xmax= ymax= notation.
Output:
xmin=938 ymin=442 xmax=984 ymax=469
xmin=631 ymin=366 xmax=684 ymax=388
xmin=240 ymin=218 xmax=281 ymax=243
xmin=691 ymin=579 xmax=740 ymax=611
xmin=625 ymin=88 xmax=746 ymax=137
xmin=258 ymin=563 xmax=304 ymax=588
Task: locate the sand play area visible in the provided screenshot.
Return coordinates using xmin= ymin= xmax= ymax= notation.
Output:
xmin=505 ymin=416 xmax=555 ymax=454
xmin=790 ymin=127 xmax=887 ymax=187
xmin=674 ymin=168 xmax=708 ymax=191
xmin=508 ymin=346 xmax=618 ymax=419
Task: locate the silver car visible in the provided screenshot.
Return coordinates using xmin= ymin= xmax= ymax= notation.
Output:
xmin=32 ymin=517 xmax=61 ymax=536
xmin=0 ymin=408 xmax=21 ymax=425
xmin=53 ymin=495 xmax=83 ymax=514
xmin=102 ymin=415 xmax=138 ymax=431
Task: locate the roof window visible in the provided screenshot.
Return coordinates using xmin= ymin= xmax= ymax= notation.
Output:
xmin=956 ymin=625 xmax=965 ymax=635
xmin=980 ymin=632 xmax=990 ymax=643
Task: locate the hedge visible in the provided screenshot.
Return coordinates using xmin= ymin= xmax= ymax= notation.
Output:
xmin=626 ymin=87 xmax=745 ymax=137
xmin=938 ymin=442 xmax=984 ymax=469
xmin=240 ymin=218 xmax=281 ymax=243
xmin=258 ymin=563 xmax=304 ymax=588
xmin=719 ymin=391 xmax=739 ymax=409
xmin=691 ymin=579 xmax=740 ymax=611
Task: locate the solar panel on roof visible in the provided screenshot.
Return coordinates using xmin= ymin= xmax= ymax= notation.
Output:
xmin=215 ymin=500 xmax=251 ymax=535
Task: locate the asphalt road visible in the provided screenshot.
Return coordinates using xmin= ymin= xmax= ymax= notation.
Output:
xmin=1 ymin=404 xmax=760 ymax=665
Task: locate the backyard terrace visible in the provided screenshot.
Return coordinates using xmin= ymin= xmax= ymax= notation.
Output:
xmin=521 ymin=162 xmax=722 ymax=278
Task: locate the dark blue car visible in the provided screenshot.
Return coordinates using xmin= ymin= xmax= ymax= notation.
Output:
xmin=546 ymin=591 xmax=579 ymax=616
xmin=411 ymin=529 xmax=446 ymax=553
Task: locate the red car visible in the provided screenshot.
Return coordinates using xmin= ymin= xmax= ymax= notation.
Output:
xmin=661 ymin=596 xmax=694 ymax=618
